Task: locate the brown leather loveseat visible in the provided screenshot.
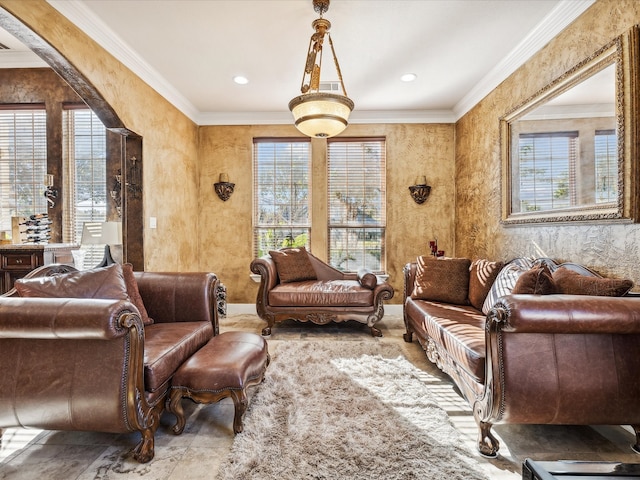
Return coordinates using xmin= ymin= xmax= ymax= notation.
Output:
xmin=0 ymin=263 xmax=218 ymax=463
xmin=403 ymin=256 xmax=640 ymax=458
xmin=251 ymin=247 xmax=394 ymax=336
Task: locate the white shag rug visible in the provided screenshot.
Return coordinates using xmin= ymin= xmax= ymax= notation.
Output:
xmin=217 ymin=341 xmax=488 ymax=480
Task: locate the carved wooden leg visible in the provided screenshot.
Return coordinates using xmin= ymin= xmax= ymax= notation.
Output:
xmin=403 ymin=331 xmax=413 ymax=342
xmin=631 ymin=424 xmax=640 ymax=453
xmin=477 ymin=420 xmax=499 ymax=458
xmin=370 ymin=326 xmax=383 ymax=337
xmin=130 ymin=403 xmax=162 ymax=463
xmin=168 ymin=389 xmax=186 ymax=435
xmin=230 ymin=389 xmax=248 ymax=434
xmin=132 ymin=426 xmax=156 ymax=463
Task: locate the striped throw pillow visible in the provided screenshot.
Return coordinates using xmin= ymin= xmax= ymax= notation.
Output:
xmin=482 ymin=260 xmax=531 ymax=314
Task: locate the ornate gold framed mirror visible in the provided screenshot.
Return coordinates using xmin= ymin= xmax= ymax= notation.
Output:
xmin=500 ymin=26 xmax=639 ymax=225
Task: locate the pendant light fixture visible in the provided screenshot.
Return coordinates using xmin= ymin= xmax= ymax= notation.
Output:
xmin=288 ymin=0 xmax=354 ymax=138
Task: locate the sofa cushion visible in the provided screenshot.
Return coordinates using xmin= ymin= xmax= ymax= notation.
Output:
xmin=468 ymin=259 xmax=503 ymax=310
xmin=122 ymin=263 xmax=153 ymax=325
xmin=15 ymin=263 xmax=129 ymax=301
xmin=269 ymin=247 xmax=317 ymax=283
xmin=512 ymin=264 xmax=557 ymax=295
xmin=268 ymin=280 xmax=373 ymax=307
xmin=143 ymin=320 xmax=213 ymax=393
xmin=482 ymin=260 xmax=531 ymax=314
xmin=405 ymin=298 xmax=486 ymax=384
xmin=411 ymin=256 xmax=471 ymax=306
xmin=553 ymin=267 xmax=633 ymax=297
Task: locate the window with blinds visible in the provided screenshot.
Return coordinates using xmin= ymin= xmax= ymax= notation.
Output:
xmin=327 ymin=138 xmax=386 ymax=273
xmin=253 ymin=139 xmax=311 ymax=258
xmin=517 ymin=131 xmax=577 ymax=212
xmin=594 ymin=129 xmax=617 ymax=204
xmin=0 ymin=106 xmax=48 ymax=234
xmin=62 ymin=107 xmax=107 ymax=267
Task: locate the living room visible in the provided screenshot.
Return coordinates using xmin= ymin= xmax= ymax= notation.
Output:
xmin=1 ymin=0 xmax=640 ymax=478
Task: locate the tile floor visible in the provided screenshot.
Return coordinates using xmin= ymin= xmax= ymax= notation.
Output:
xmin=1 ymin=314 xmax=639 ymax=479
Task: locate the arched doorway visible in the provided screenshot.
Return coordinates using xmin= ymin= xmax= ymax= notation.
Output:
xmin=0 ymin=7 xmax=144 ymax=269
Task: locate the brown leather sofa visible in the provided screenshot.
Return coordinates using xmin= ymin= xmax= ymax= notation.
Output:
xmin=251 ymin=248 xmax=394 ymax=336
xmin=403 ymin=257 xmax=640 ymax=458
xmin=0 ymin=264 xmax=218 ymax=463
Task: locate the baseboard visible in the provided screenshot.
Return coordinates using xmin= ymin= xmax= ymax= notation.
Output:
xmin=226 ymin=303 xmax=403 ymax=316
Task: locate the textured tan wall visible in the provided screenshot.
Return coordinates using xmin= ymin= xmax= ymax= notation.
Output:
xmin=455 ymin=0 xmax=640 ymax=283
xmin=0 ymin=0 xmax=201 ymax=272
xmin=198 ymin=123 xmax=455 ymax=303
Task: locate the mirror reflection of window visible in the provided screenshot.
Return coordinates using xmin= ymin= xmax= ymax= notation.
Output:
xmin=62 ymin=107 xmax=107 ymax=266
xmin=594 ymin=129 xmax=617 ymax=203
xmin=509 ymin=62 xmax=616 ymax=215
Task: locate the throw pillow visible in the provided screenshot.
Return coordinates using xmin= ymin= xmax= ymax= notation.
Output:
xmin=268 ymin=247 xmax=317 ymax=284
xmin=553 ymin=267 xmax=633 ymax=297
xmin=357 ymin=268 xmax=377 ymax=290
xmin=122 ymin=263 xmax=153 ymax=325
xmin=482 ymin=261 xmax=529 ymax=314
xmin=468 ymin=259 xmax=504 ymax=310
xmin=512 ymin=264 xmax=557 ymax=295
xmin=15 ymin=263 xmax=130 ymax=301
xmin=411 ymin=256 xmax=471 ymax=305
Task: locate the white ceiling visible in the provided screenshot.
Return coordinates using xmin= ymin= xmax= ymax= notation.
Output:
xmin=0 ymin=0 xmax=595 ymax=125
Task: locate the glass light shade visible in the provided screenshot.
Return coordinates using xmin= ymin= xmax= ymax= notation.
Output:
xmin=288 ymin=92 xmax=354 ymax=138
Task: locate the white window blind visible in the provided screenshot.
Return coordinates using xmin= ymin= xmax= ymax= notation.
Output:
xmin=594 ymin=129 xmax=617 ymax=204
xmin=517 ymin=131 xmax=577 ymax=212
xmin=327 ymin=138 xmax=386 ymax=273
xmin=253 ymin=139 xmax=311 ymax=258
xmin=0 ymin=106 xmax=47 ymax=234
xmin=62 ymin=107 xmax=107 ymax=267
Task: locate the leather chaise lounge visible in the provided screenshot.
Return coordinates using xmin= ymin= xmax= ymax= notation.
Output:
xmin=251 ymin=247 xmax=394 ymax=336
xmin=0 ymin=263 xmax=218 ymax=463
xmin=403 ymin=256 xmax=640 ymax=457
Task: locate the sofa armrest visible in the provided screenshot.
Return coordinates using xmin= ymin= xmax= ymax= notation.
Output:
xmin=0 ymin=297 xmax=147 ymax=436
xmin=251 ymin=256 xmax=279 ymax=291
xmin=489 ymin=294 xmax=640 ymax=334
xmin=134 ymin=272 xmax=219 ymax=332
xmin=0 ymin=297 xmax=140 ymax=339
xmin=403 ymin=262 xmax=417 ymax=301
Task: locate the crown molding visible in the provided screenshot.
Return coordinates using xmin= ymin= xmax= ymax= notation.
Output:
xmin=452 ymin=0 xmax=595 ymax=120
xmin=48 ymin=0 xmax=594 ymax=126
xmin=196 ymin=109 xmax=456 ymax=126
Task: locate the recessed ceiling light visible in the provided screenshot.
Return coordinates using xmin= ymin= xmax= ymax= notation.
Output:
xmin=233 ymin=75 xmax=249 ymax=85
xmin=401 ymin=73 xmax=417 ymax=82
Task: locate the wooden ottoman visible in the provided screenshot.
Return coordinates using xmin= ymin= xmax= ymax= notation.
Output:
xmin=167 ymin=331 xmax=270 ymax=435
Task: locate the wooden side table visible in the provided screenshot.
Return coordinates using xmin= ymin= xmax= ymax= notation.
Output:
xmin=523 ymin=459 xmax=640 ymax=479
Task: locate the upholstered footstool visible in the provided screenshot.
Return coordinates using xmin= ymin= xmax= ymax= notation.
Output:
xmin=167 ymin=331 xmax=270 ymax=435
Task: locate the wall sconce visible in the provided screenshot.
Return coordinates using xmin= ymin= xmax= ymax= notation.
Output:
xmin=110 ymin=170 xmax=122 ymax=217
xmin=43 ymin=174 xmax=58 ymax=208
xmin=409 ymin=176 xmax=431 ymax=204
xmin=127 ymin=156 xmax=142 ymax=198
xmin=214 ymin=173 xmax=235 ymax=201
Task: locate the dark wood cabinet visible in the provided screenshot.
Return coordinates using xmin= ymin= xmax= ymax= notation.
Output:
xmin=0 ymin=244 xmax=77 ymax=294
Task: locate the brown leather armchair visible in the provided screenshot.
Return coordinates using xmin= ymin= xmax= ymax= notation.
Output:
xmin=0 ymin=264 xmax=218 ymax=463
xmin=251 ymin=249 xmax=394 ymax=336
